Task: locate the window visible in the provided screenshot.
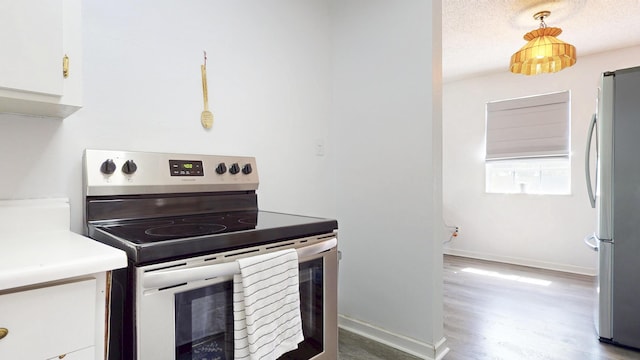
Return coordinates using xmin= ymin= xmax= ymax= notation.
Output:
xmin=485 ymin=91 xmax=571 ymax=195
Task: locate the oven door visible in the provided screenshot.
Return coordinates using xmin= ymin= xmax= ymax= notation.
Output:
xmin=136 ymin=236 xmax=337 ymax=360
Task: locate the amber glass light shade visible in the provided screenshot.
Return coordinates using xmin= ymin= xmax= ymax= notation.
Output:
xmin=510 ymin=27 xmax=576 ymax=75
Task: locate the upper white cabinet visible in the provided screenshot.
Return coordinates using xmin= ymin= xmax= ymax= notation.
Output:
xmin=0 ymin=0 xmax=63 ymax=95
xmin=0 ymin=0 xmax=82 ymax=119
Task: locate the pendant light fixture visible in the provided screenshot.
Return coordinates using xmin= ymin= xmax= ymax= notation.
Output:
xmin=510 ymin=11 xmax=576 ymax=75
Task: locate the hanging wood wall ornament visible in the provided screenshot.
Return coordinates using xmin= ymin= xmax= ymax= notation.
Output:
xmin=200 ymin=51 xmax=214 ymax=129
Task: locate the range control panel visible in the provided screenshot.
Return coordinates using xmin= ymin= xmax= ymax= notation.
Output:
xmin=84 ymin=149 xmax=258 ymax=196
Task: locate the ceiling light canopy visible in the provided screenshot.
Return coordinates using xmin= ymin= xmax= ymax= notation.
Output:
xmin=510 ymin=11 xmax=576 ymax=75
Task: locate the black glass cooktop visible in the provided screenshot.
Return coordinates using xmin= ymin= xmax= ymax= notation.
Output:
xmin=88 ymin=210 xmax=338 ymax=265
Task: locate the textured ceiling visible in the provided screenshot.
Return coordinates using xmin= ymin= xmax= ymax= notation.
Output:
xmin=442 ymin=0 xmax=640 ymax=81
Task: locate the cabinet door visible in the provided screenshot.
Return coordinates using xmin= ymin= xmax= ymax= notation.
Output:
xmin=0 ymin=0 xmax=64 ymax=96
xmin=0 ymin=278 xmax=96 ymax=359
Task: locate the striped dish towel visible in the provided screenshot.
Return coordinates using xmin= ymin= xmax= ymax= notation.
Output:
xmin=233 ymin=248 xmax=304 ymax=360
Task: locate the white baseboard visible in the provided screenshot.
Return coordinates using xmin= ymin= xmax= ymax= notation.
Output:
xmin=443 ymin=248 xmax=596 ymax=276
xmin=338 ymin=314 xmax=450 ymax=360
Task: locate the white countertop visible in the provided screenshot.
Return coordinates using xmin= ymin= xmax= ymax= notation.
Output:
xmin=0 ymin=198 xmax=127 ymax=291
xmin=0 ymin=230 xmax=127 ymax=291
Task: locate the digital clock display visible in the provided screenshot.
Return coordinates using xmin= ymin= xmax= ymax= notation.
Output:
xmin=169 ymin=160 xmax=203 ymax=176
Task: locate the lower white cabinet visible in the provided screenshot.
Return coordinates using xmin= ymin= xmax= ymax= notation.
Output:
xmin=0 ymin=278 xmax=96 ymax=359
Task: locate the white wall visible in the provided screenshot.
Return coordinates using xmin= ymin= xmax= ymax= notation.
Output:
xmin=332 ymin=1 xmax=446 ymax=358
xmin=0 ymin=0 xmax=335 ymax=233
xmin=0 ymin=1 xmax=447 ymax=357
xmin=443 ymin=45 xmax=640 ymax=275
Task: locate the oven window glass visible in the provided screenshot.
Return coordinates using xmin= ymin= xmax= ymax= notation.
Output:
xmin=280 ymin=257 xmax=324 ymax=359
xmin=174 ymin=257 xmax=324 ymax=360
xmin=175 ymin=281 xmax=234 ymax=360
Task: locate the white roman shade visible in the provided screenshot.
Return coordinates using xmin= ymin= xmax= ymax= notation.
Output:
xmin=485 ymin=91 xmax=570 ymax=160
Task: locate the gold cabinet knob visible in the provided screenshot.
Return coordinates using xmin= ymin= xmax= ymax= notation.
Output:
xmin=0 ymin=327 xmax=8 ymax=340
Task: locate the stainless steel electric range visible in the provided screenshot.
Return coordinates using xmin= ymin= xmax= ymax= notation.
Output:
xmin=83 ymin=149 xmax=338 ymax=360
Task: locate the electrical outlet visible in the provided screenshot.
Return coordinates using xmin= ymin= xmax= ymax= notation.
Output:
xmin=452 ymin=226 xmax=460 ymax=237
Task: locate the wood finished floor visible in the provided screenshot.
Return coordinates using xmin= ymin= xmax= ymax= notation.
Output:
xmin=338 ymin=255 xmax=640 ymax=359
xmin=443 ymin=255 xmax=640 ymax=360
xmin=338 ymin=328 xmax=421 ymax=360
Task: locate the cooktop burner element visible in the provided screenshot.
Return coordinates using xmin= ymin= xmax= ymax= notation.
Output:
xmin=145 ymin=223 xmax=227 ymax=238
xmin=99 ymin=211 xmax=258 ymax=244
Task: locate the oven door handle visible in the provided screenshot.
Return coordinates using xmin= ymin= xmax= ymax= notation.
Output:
xmin=143 ymin=237 xmax=337 ymax=290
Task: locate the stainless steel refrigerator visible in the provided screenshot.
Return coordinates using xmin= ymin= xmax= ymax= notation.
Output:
xmin=585 ymin=65 xmax=640 ymax=349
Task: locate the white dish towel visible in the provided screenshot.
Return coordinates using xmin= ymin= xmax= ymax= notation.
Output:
xmin=233 ymin=248 xmax=304 ymax=360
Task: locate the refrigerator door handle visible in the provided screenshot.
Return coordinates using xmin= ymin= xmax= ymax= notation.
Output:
xmin=585 ymin=113 xmax=597 ymax=208
xmin=584 ymin=233 xmax=598 ymax=251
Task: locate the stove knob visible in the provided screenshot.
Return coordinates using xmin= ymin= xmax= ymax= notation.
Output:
xmin=122 ymin=160 xmax=138 ymax=175
xmin=229 ymin=163 xmax=240 ymax=174
xmin=215 ymin=162 xmax=227 ymax=174
xmin=242 ymin=164 xmax=253 ymax=174
xmin=100 ymin=159 xmax=116 ymax=175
